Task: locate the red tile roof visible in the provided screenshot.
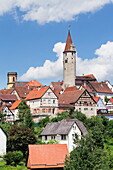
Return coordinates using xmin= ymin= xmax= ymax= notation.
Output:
xmin=59 ymin=89 xmax=84 ymax=105
xmin=84 ymin=74 xmax=96 ymax=79
xmin=10 ymin=100 xmax=22 ymax=110
xmin=64 ymin=86 xmax=78 ymax=92
xmin=0 ymin=104 xmax=7 ymax=111
xmin=90 ymin=82 xmax=113 ymax=94
xmin=27 ymin=144 xmax=68 ymax=169
xmin=93 ymin=97 xmax=100 ymax=103
xmin=0 ymin=94 xmax=17 ymax=101
xmin=51 ymin=81 xmax=63 ymax=89
xmin=14 ymin=86 xmax=32 ymax=98
xmin=109 ymin=98 xmax=113 ymax=104
xmin=0 ymin=88 xmax=14 ymax=94
xmin=64 ymin=31 xmax=73 ymax=52
xmin=25 ymin=86 xmax=49 ymax=100
xmin=24 ymin=80 xmax=44 ymax=87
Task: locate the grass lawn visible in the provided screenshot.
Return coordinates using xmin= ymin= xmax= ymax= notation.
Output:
xmin=0 ymin=160 xmax=27 ymax=170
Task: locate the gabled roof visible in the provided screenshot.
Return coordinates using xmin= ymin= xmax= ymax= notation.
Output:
xmin=51 ymin=81 xmax=63 ymax=89
xmin=64 ymin=86 xmax=78 ymax=92
xmin=14 ymin=86 xmax=32 ymax=98
xmin=41 ymin=119 xmax=88 ymax=136
xmin=93 ymin=97 xmax=100 ymax=103
xmin=24 ymin=80 xmax=44 ymax=87
xmin=59 ymin=89 xmax=84 ymax=105
xmin=13 ymin=81 xmax=29 ymax=87
xmin=0 ymin=104 xmax=10 ymax=111
xmin=109 ymin=98 xmax=113 ymax=104
xmin=64 ymin=30 xmax=74 ymax=52
xmin=10 ymin=100 xmax=22 ymax=110
xmin=90 ymin=82 xmax=113 ymax=94
xmin=27 ymin=144 xmax=68 ymax=169
xmin=25 ymin=86 xmax=50 ymax=100
xmin=0 ymin=94 xmax=17 ymax=101
xmin=0 ymin=88 xmax=14 ymax=95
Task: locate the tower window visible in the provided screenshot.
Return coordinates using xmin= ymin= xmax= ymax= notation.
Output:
xmin=65 ymin=59 xmax=68 ymax=63
xmin=13 ymin=77 xmax=15 ymax=82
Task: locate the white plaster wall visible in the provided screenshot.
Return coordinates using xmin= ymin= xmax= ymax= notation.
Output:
xmin=42 ymin=122 xmax=82 ymax=152
xmin=0 ymin=128 xmax=6 ymax=156
xmin=96 ymin=99 xmax=106 ymax=109
xmin=11 ymin=109 xmax=19 ymax=120
xmin=27 ymin=99 xmax=41 ymax=109
xmin=75 ymin=106 xmax=97 ymax=118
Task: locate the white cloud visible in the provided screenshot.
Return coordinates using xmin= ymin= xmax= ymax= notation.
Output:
xmin=0 ymin=0 xmax=113 ymax=24
xmin=19 ymin=41 xmax=113 ymax=84
xmin=19 ymin=42 xmax=65 ymax=81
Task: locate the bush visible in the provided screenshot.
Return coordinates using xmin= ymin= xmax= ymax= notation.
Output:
xmin=3 ymin=151 xmax=23 ymax=166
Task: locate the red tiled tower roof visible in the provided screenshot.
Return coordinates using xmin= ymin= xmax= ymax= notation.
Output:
xmin=64 ymin=30 xmax=73 ymax=52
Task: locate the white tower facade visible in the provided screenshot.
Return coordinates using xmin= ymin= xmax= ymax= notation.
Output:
xmin=63 ymin=30 xmax=76 ymax=89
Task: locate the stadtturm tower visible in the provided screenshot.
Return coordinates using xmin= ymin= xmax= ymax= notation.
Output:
xmin=63 ymin=30 xmax=76 ymax=89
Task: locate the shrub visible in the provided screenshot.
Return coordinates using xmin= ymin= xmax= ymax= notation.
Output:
xmin=3 ymin=151 xmax=23 ymax=165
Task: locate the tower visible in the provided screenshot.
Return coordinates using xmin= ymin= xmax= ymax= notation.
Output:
xmin=7 ymin=72 xmax=17 ymax=89
xmin=63 ymin=30 xmax=76 ymax=89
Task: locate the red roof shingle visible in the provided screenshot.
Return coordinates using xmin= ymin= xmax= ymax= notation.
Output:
xmin=64 ymin=31 xmax=73 ymax=52
xmin=25 ymin=86 xmax=49 ymax=100
xmin=24 ymin=80 xmax=44 ymax=87
xmin=10 ymin=100 xmax=22 ymax=110
xmin=27 ymin=144 xmax=68 ymax=169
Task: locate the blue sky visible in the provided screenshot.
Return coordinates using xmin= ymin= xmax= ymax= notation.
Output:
xmin=0 ymin=1 xmax=113 ymax=89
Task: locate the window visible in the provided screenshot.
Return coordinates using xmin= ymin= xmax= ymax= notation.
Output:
xmin=48 ymin=92 xmax=50 ymax=96
xmin=61 ymin=135 xmax=66 ymax=140
xmin=48 ymin=100 xmax=51 ymax=104
xmin=84 ymin=101 xmax=87 ymax=104
xmin=13 ymin=77 xmax=15 ymax=82
xmin=42 ymin=109 xmax=46 ymax=113
xmin=91 ymin=108 xmax=93 ymax=110
xmin=43 ymin=99 xmax=46 ymax=104
xmin=84 ymin=108 xmax=88 ymax=110
xmin=65 ymin=59 xmax=68 ymax=63
xmin=45 ymin=136 xmax=47 ymax=141
xmin=79 ymin=108 xmax=81 ymax=111
xmin=53 ymin=100 xmax=55 ymax=104
xmin=51 ymin=136 xmax=55 ymax=140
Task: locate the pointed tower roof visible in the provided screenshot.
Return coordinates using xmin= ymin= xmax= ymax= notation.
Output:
xmin=64 ymin=30 xmax=75 ymax=52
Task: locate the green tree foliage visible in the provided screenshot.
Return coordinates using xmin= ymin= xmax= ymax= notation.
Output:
xmin=104 ymin=96 xmax=109 ymax=104
xmin=0 ymin=122 xmax=12 ymax=135
xmin=3 ymin=151 xmax=23 ymax=166
xmin=0 ymin=111 xmax=6 ymax=123
xmin=18 ymin=100 xmax=31 ymax=122
xmin=47 ymin=139 xmax=59 ymax=144
xmin=18 ymin=100 xmax=34 ymax=130
xmin=38 ymin=116 xmax=50 ymax=128
xmin=24 ymin=112 xmax=34 ymax=131
xmin=65 ymin=134 xmax=110 ymax=170
xmin=8 ymin=126 xmax=37 ymax=156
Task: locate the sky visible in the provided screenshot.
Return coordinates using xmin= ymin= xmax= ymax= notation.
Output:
xmin=0 ymin=0 xmax=113 ymax=89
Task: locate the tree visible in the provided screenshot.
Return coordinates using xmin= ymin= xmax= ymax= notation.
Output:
xmin=65 ymin=134 xmax=110 ymax=170
xmin=25 ymin=112 xmax=34 ymax=131
xmin=8 ymin=126 xmax=37 ymax=156
xmin=3 ymin=151 xmax=23 ymax=166
xmin=0 ymin=111 xmax=6 ymax=123
xmin=18 ymin=100 xmax=34 ymax=130
xmin=104 ymin=96 xmax=109 ymax=104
